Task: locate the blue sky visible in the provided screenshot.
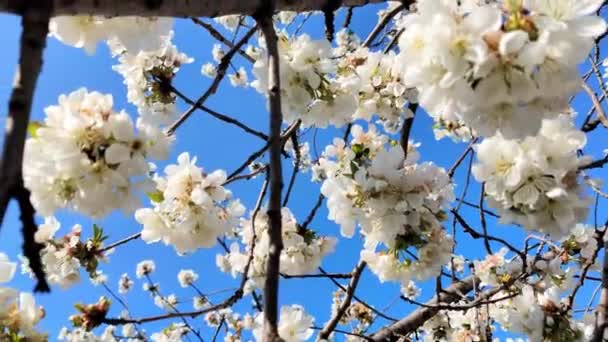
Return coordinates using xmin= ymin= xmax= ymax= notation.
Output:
xmin=1 ymin=5 xmax=607 ymax=341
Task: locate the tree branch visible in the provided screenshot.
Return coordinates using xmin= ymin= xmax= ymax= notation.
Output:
xmin=362 ymin=3 xmax=405 ymax=48
xmin=399 ymin=103 xmax=417 ymax=157
xmin=0 ymin=1 xmax=52 ymax=293
xmin=317 ymin=261 xmax=366 ymax=340
xmin=190 ymin=17 xmax=254 ymax=63
xmin=370 ymin=276 xmax=476 ymax=341
xmin=256 ymin=4 xmax=285 ymax=341
xmin=166 ymin=25 xmax=258 ymax=135
xmin=1 ymin=0 xmax=384 ymax=17
xmin=592 ymin=239 xmax=608 ymax=342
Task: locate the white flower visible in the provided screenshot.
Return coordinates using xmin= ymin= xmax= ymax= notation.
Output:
xmin=0 ymin=252 xmax=16 ymax=283
xmin=212 ymin=44 xmax=225 ymax=63
xmin=472 ymin=115 xmax=590 ymax=238
xmin=318 ymin=125 xmax=454 ymax=286
xmin=214 ymin=15 xmax=242 ymax=31
xmin=401 ymin=281 xmax=421 ymax=300
xmin=136 ymin=260 xmax=156 ymax=278
xmin=135 ymin=152 xmax=245 ymax=254
xmin=50 ymin=16 xmax=173 ymax=54
xmin=112 ymin=32 xmax=193 ymax=126
xmin=23 ymin=88 xmax=170 ymax=218
xmin=229 ymin=67 xmax=248 ymax=87
xmin=177 ymin=269 xmax=199 ymax=287
xmin=151 ymin=323 xmax=189 ymax=342
xmin=252 ymin=305 xmax=314 ymax=342
xmin=118 ymin=273 xmax=134 ymax=294
xmin=251 ymin=33 xmax=355 ymax=128
xmin=394 ymin=0 xmax=605 ymax=138
xmin=217 ymin=207 xmax=336 ymax=292
xmin=202 ymin=63 xmax=218 ymax=78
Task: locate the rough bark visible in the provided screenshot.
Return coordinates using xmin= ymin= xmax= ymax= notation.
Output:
xmin=0 ymin=0 xmax=52 ymax=292
xmin=592 ymin=241 xmax=608 ymax=342
xmin=370 ymin=276 xmax=476 ymax=341
xmin=1 ymin=0 xmax=384 ymax=17
xmin=256 ymin=2 xmax=285 ymax=341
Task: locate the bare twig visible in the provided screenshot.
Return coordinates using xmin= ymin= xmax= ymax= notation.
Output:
xmin=190 ymin=17 xmax=254 ymax=63
xmin=362 ymin=3 xmax=405 ymax=48
xmin=582 ymin=81 xmax=608 ymax=129
xmin=167 ymin=25 xmax=258 ymax=135
xmin=169 ymin=84 xmax=268 ymax=140
xmin=98 ymin=232 xmax=142 ymax=254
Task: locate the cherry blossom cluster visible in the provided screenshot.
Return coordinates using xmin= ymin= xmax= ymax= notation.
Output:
xmin=397 ymin=0 xmax=607 ymax=138
xmin=50 ymin=16 xmax=173 ymax=54
xmin=135 ymin=152 xmax=245 ymax=254
xmin=69 ymin=296 xmax=111 ymax=331
xmin=561 ymin=224 xmax=601 ymax=266
xmin=251 ymin=33 xmax=357 ymax=128
xmin=472 ymin=115 xmax=591 ymax=239
xmin=331 ymin=290 xmax=373 ymax=334
xmin=204 ymin=307 xmax=250 ymax=341
xmin=58 ymin=326 xmax=119 ymax=341
xmin=250 ymin=305 xmax=314 ymax=342
xmin=250 ymin=32 xmax=421 ymax=130
xmin=432 ymin=118 xmax=475 ymax=142
xmin=337 ymin=49 xmax=417 ymax=133
xmin=420 ymin=287 xmax=593 ymax=342
xmin=21 ymin=217 xmax=108 ymax=289
xmin=216 ymin=207 xmax=336 ymax=292
xmin=0 ymin=253 xmax=46 ymax=341
xmin=112 ymin=32 xmax=194 ymax=126
xmin=317 ymin=125 xmax=454 ymax=285
xmin=420 ymin=309 xmax=492 ymax=342
xmin=23 ymin=88 xmax=171 ymax=218
xmin=491 ymin=285 xmax=592 ymax=341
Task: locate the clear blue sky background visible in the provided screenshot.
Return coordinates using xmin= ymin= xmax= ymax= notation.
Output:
xmin=0 ymin=5 xmax=607 ymax=341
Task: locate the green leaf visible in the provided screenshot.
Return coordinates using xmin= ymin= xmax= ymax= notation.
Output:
xmin=351 ymin=143 xmax=364 ymax=155
xmin=147 ymin=190 xmax=164 ymax=203
xmin=27 ymin=121 xmax=43 ymax=138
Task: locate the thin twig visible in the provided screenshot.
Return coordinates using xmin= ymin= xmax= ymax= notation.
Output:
xmin=190 ymin=17 xmax=254 ymax=63
xmin=167 ymin=25 xmax=258 ymax=135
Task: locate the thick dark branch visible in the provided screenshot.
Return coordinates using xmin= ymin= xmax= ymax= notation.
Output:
xmin=15 ymin=184 xmax=50 ymax=292
xmin=399 ymin=103 xmax=417 ymax=156
xmin=1 ymin=0 xmax=384 ymax=17
xmin=580 ymin=155 xmax=608 ymax=171
xmin=256 ymin=5 xmax=284 ymax=341
xmin=370 ymin=276 xmax=476 ymax=341
xmin=592 ymin=240 xmax=608 ymax=342
xmin=0 ymin=1 xmax=52 ymax=293
xmin=362 ymin=3 xmax=406 ymax=48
